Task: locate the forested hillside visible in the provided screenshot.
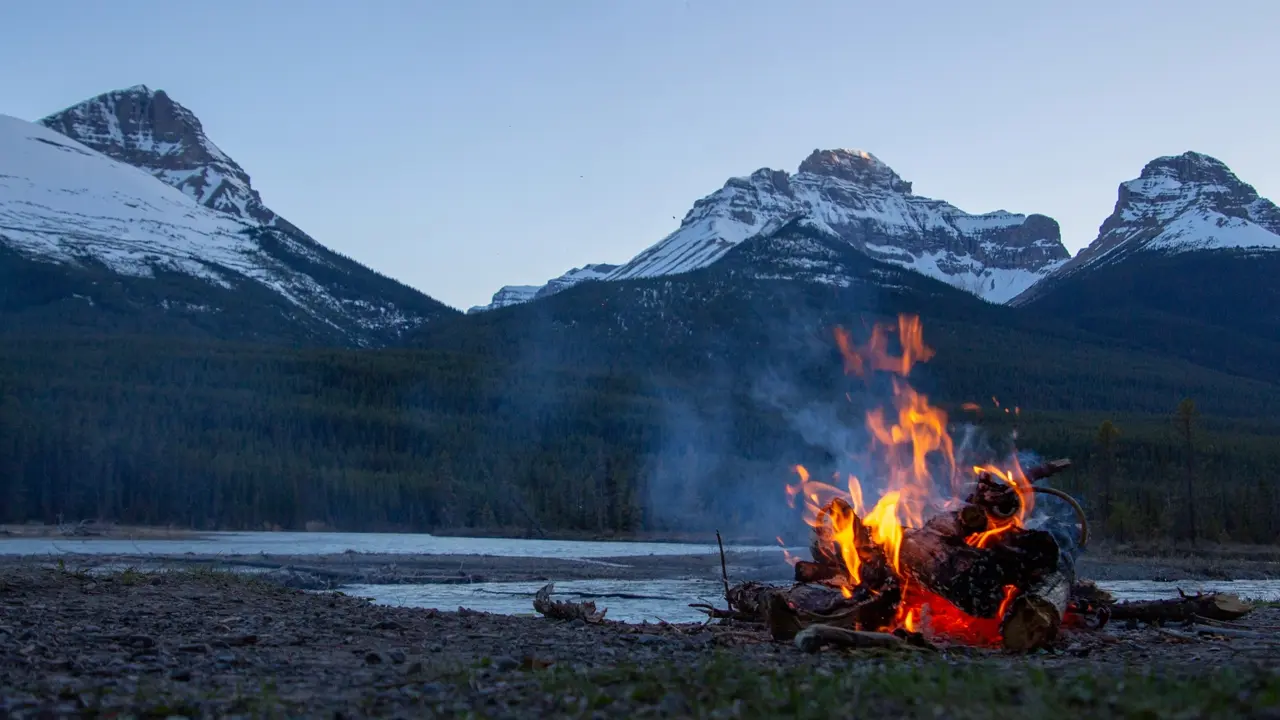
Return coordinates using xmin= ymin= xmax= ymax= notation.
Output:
xmin=3 ymin=317 xmax=1278 ymax=544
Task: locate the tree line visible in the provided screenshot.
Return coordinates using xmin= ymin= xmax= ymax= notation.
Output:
xmin=1 ymin=332 xmax=1278 ymax=544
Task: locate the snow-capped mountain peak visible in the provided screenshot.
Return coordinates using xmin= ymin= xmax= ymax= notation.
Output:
xmin=605 ymin=149 xmax=1069 ymax=303
xmin=4 ymin=89 xmax=453 ymax=344
xmin=39 ymin=85 xmax=286 ymax=230
xmin=1033 ymin=151 xmax=1280 ymax=285
xmin=796 ymin=148 xmax=912 ymax=193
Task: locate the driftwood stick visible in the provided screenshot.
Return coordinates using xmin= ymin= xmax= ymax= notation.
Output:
xmin=533 ymin=583 xmax=608 ymax=623
xmin=1193 ymin=615 xmax=1280 ymax=631
xmin=1109 ymin=593 xmax=1253 ymax=623
xmin=1194 ymin=626 xmax=1276 ymax=641
xmin=715 ymin=530 xmax=730 ymax=603
xmin=794 ymin=625 xmax=910 ymax=654
xmin=688 ymin=603 xmax=759 ymax=622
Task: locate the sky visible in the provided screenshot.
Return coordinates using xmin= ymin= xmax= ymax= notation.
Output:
xmin=1 ymin=0 xmax=1277 ymax=311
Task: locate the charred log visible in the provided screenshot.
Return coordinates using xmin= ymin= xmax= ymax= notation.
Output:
xmin=794 ymin=560 xmax=840 ymax=584
xmin=897 ymin=518 xmax=1060 ymax=619
xmin=760 ymin=582 xmax=903 ymax=640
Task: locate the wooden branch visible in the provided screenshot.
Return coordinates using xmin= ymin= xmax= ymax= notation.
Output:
xmin=1108 ymin=593 xmax=1253 ymax=624
xmin=794 ymin=625 xmax=910 ymax=653
xmin=715 ymin=529 xmax=730 ymax=602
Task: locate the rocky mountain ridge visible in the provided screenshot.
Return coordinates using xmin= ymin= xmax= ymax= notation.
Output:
xmin=471 ymin=148 xmax=1071 ymax=311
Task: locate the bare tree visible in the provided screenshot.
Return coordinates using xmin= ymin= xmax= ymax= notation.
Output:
xmin=1175 ymin=399 xmax=1198 ymax=545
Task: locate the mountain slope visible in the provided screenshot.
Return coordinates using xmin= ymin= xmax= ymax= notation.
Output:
xmin=0 ymin=112 xmax=454 ymax=345
xmin=413 ymin=218 xmax=1280 ymax=420
xmin=1017 ymin=152 xmax=1280 ymax=381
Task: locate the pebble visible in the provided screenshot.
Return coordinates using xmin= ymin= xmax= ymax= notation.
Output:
xmin=491 ymin=655 xmax=520 ymax=671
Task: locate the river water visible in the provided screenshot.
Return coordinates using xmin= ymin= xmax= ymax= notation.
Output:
xmin=0 ymin=531 xmax=779 ymax=559
xmin=5 ymin=531 xmax=1278 ymax=623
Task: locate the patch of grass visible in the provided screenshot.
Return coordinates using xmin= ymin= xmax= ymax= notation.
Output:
xmin=529 ymin=654 xmax=1280 ymax=718
xmin=118 ymin=566 xmax=144 ymax=586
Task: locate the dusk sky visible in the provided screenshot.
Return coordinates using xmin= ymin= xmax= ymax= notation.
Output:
xmin=2 ymin=0 xmax=1276 ymax=310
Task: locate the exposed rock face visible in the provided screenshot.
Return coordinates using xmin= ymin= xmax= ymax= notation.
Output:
xmin=39 ymin=85 xmax=296 ymax=231
xmin=467 ymin=263 xmax=619 ymax=313
xmin=467 ymin=285 xmax=541 ymax=314
xmin=606 ymin=149 xmax=1068 ymax=304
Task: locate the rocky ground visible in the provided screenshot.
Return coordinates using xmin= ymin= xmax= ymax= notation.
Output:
xmin=2 ymin=565 xmax=1280 ymax=718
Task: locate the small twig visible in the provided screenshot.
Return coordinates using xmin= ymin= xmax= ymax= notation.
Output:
xmin=715 ymin=530 xmax=730 ymax=603
xmin=1194 ymin=626 xmax=1275 ymax=640
xmin=689 ymin=603 xmax=759 ymax=623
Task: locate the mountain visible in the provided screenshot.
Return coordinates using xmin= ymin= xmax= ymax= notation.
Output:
xmin=39 ymin=85 xmax=292 ymax=232
xmin=0 ymin=106 xmax=455 ymax=345
xmin=1016 ymin=151 xmax=1280 ymax=382
xmin=468 ymin=149 xmax=1069 ymax=312
xmin=467 ymin=263 xmax=618 ymax=314
xmin=414 ymin=216 xmax=1280 ymax=423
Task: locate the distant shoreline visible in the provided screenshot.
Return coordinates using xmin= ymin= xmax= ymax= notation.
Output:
xmin=0 ymin=523 xmax=778 ymax=546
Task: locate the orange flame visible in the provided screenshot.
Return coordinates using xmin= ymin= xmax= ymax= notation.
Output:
xmin=787 ymin=314 xmax=1035 ymax=645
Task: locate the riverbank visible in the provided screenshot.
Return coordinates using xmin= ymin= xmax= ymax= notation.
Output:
xmin=1 ymin=566 xmax=1278 ymax=718
xmin=3 ymin=543 xmax=1278 ymax=590
xmin=0 ymin=523 xmax=206 ymax=540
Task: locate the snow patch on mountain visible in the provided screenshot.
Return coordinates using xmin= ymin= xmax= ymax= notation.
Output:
xmin=468 ymin=263 xmax=619 ymax=313
xmin=0 ymin=114 xmax=258 ymax=282
xmin=0 ymin=113 xmax=441 ymax=339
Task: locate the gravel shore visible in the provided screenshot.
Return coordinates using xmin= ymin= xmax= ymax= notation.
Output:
xmin=2 ymin=565 xmax=1280 ymax=717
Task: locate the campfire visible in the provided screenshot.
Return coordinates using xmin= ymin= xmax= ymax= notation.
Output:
xmin=681 ymin=314 xmax=1247 ymax=654
xmin=747 ymin=314 xmax=1087 ymax=650
xmin=534 ymin=313 xmax=1259 ymax=654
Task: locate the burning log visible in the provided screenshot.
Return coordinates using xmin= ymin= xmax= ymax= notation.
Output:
xmin=794 ymin=560 xmax=841 ymax=584
xmin=1108 ymin=592 xmax=1253 ymax=624
xmin=896 ymin=509 xmax=1061 ymax=619
xmin=1000 ymin=558 xmax=1074 ymax=651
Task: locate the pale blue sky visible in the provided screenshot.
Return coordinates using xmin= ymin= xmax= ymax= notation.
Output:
xmin=2 ymin=0 xmax=1276 ymax=310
